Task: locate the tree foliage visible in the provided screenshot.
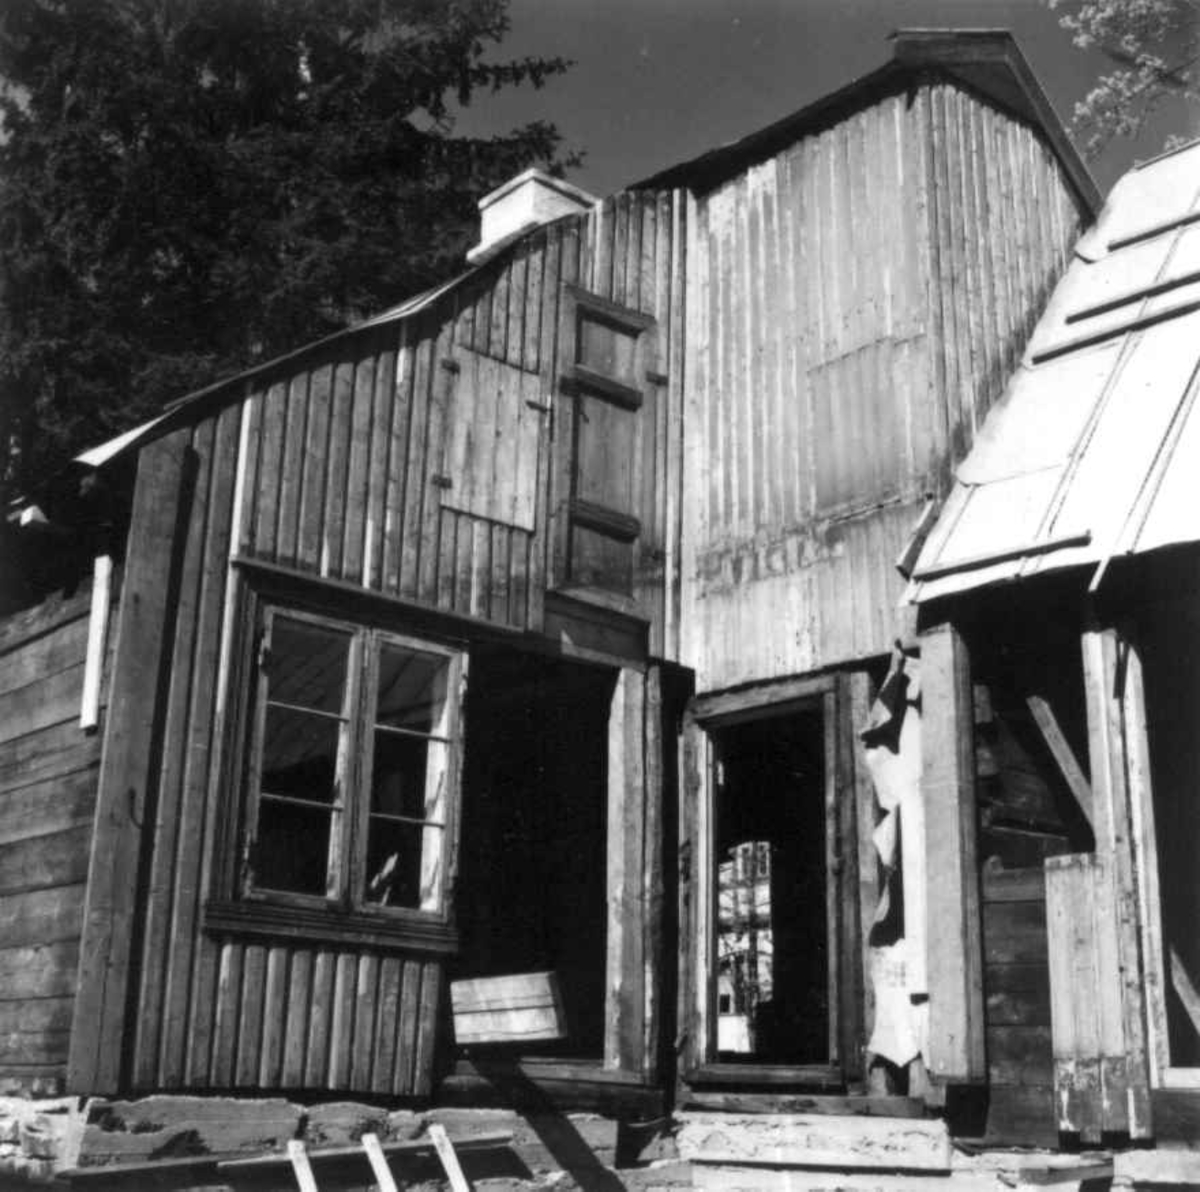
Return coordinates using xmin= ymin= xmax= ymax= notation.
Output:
xmin=0 ymin=0 xmax=576 ymax=499
xmin=1050 ymin=0 xmax=1200 ymax=159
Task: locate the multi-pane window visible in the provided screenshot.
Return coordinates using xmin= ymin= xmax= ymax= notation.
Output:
xmin=245 ymin=606 xmax=461 ymax=918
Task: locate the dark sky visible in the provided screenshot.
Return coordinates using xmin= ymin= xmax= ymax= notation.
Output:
xmin=457 ymin=0 xmax=1199 ymax=200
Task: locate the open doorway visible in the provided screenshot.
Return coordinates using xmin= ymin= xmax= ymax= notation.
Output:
xmin=711 ymin=705 xmax=830 ymax=1065
xmin=453 ymin=647 xmax=615 ymax=1058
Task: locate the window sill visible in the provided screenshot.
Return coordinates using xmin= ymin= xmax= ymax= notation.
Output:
xmin=204 ymin=898 xmax=459 ymax=955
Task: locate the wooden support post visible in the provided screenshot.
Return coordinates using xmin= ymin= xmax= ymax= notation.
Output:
xmin=678 ymin=710 xmax=710 ymax=1085
xmin=605 ymin=666 xmax=647 ymax=1072
xmin=919 ymin=621 xmax=985 ymax=1085
xmin=1081 ymin=620 xmax=1153 ymax=1137
xmin=68 ymin=431 xmax=193 ymax=1094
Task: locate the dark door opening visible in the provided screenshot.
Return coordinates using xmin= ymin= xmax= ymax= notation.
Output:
xmin=453 ymin=647 xmax=614 ymax=1058
xmin=712 ymin=707 xmax=829 ymax=1065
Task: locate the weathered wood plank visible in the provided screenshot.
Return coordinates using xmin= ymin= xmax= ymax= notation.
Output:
xmin=298 ymin=363 xmax=334 ymax=571
xmin=350 ymin=952 xmax=379 ymax=1089
xmin=675 ymin=1112 xmax=952 ymax=1172
xmin=304 ymin=950 xmax=336 ymax=1088
xmin=919 ymin=621 xmax=984 ymax=1085
xmin=0 ymin=884 xmax=85 ymax=950
xmin=0 ymin=719 xmax=101 ymax=794
xmin=0 ymin=940 xmax=79 ymax=1000
xmin=0 ymin=613 xmax=89 ymax=699
xmin=0 ymin=587 xmax=93 ymax=658
xmin=132 ymin=418 xmax=215 ymax=1088
xmin=0 ymin=766 xmax=97 ymax=844
xmin=68 ymin=430 xmax=193 ymax=1095
xmin=0 ymin=997 xmax=73 ymax=1066
xmin=394 ymin=958 xmax=421 ymax=1095
xmin=413 ymin=962 xmax=441 ymax=1097
xmin=281 ymin=948 xmax=312 ymax=1087
xmin=164 ymin=401 xmax=242 ymax=1088
xmin=0 ymin=825 xmax=90 ymax=897
xmin=372 ymin=956 xmax=401 ymax=1096
xmin=0 ymin=663 xmax=88 ymax=743
xmin=1026 ymin=694 xmax=1093 ymax=829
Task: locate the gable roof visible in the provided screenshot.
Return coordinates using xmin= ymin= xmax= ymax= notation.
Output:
xmin=636 ymin=28 xmax=1099 ymax=215
xmin=907 ymin=139 xmax=1200 ymax=604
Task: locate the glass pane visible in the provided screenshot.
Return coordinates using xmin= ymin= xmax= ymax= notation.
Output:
xmin=364 ymin=818 xmax=444 ymax=909
xmin=254 ymin=797 xmax=332 ymax=896
xmin=268 ymin=617 xmax=350 ymax=714
xmin=371 ymin=731 xmax=431 ymax=820
xmin=577 ymin=312 xmax=638 ymax=379
xmin=261 ymin=705 xmax=340 ymax=804
xmin=376 ymin=644 xmax=448 ymax=735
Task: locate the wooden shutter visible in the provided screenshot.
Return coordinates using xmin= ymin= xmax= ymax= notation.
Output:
xmin=441 ymin=349 xmax=544 ymax=532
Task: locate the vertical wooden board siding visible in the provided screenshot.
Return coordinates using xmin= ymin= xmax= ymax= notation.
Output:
xmin=210 ymin=941 xmax=243 ymax=1087
xmin=281 ymin=949 xmax=313 ymax=1086
xmin=372 ymin=957 xmax=402 ymax=1095
xmin=364 ymin=333 xmax=397 ymax=590
xmin=350 ymin=953 xmax=379 ymax=1089
xmin=413 ymin=962 xmax=440 ymax=1096
xmin=298 ymin=362 xmax=333 ymax=572
xmin=381 ymin=329 xmax=415 ymax=595
xmin=395 ymin=958 xmax=421 ymax=1094
xmin=682 ymin=81 xmax=1084 ymax=689
xmin=321 ymin=360 xmax=355 ymax=578
xmin=304 ymin=950 xmax=335 ymax=1088
xmin=275 ymin=371 xmax=310 ymax=567
xmin=131 ymin=418 xmax=216 ymax=1087
xmin=252 ymin=380 xmax=288 ymax=558
xmin=235 ymin=943 xmax=267 ymax=1087
xmin=417 ymin=330 xmax=453 ymax=605
xmin=342 ymin=350 xmax=377 ymax=584
xmin=328 ymin=951 xmax=357 ymax=1089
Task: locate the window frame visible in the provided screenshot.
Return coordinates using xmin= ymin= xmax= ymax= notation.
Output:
xmin=552 ymin=284 xmax=659 ymax=608
xmin=205 ymin=576 xmax=467 ymax=954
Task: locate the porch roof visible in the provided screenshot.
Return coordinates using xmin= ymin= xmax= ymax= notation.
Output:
xmin=907 ymin=138 xmax=1200 ymax=605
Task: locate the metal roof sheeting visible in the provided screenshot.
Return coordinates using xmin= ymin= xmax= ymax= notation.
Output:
xmin=908 ymin=139 xmax=1200 ymax=604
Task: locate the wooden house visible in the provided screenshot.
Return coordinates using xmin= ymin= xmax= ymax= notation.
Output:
xmin=6 ymin=26 xmax=1167 ymax=1186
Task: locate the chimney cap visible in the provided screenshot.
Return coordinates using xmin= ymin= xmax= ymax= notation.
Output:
xmin=468 ymin=168 xmax=597 ymax=266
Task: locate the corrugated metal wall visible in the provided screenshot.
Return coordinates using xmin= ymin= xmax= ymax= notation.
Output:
xmin=122 ymin=192 xmax=686 ymax=1093
xmin=681 ymin=82 xmax=1085 ymax=690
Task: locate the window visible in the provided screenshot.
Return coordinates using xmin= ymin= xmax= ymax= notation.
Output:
xmin=240 ymin=605 xmax=463 ymax=921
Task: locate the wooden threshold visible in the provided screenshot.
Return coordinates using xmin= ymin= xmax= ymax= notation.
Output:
xmin=687 ymin=1062 xmax=845 ymax=1089
xmin=682 ymin=1090 xmax=925 ymax=1117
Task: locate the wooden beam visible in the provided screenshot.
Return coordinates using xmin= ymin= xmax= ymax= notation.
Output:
xmin=67 ymin=431 xmax=193 ymax=1095
xmin=919 ymin=621 xmax=985 ymax=1085
xmin=1081 ymin=621 xmax=1153 ymax=1138
xmin=427 ymin=1124 xmax=471 ymax=1192
xmin=1025 ymin=694 xmax=1093 ymax=829
xmin=605 ymin=667 xmax=647 ymax=1073
xmin=78 ymin=555 xmax=113 ymax=732
xmin=1170 ymin=947 xmax=1200 ymax=1041
xmin=360 ymin=1133 xmax=398 ymax=1192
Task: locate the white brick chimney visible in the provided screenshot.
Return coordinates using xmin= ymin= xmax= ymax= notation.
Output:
xmin=467 ymin=169 xmax=596 ymax=265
